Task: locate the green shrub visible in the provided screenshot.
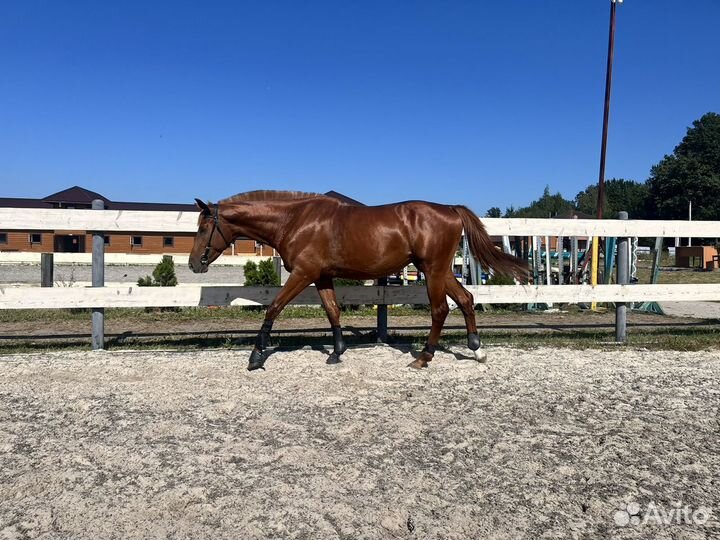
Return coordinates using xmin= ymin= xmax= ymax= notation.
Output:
xmin=137 ymin=256 xmax=178 ymax=287
xmin=333 ymin=278 xmax=365 ymax=287
xmin=333 ymin=278 xmax=367 ymax=311
xmin=485 ymin=272 xmax=522 ymax=311
xmin=244 ymin=258 xmax=280 ymax=286
xmin=485 ymin=273 xmax=515 ymax=286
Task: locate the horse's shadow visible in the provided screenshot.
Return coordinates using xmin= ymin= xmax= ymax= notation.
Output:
xmin=260 ymin=324 xmax=476 ymax=364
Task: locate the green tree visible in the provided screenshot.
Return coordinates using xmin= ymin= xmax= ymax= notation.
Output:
xmin=574 ymin=178 xmax=650 ymax=218
xmin=243 ymin=258 xmax=280 ymax=286
xmin=485 ymin=207 xmax=502 ymax=218
xmin=647 ymin=112 xmax=720 ymax=220
xmin=137 ymin=255 xmax=177 ymax=287
xmin=509 ymin=185 xmax=575 ymax=218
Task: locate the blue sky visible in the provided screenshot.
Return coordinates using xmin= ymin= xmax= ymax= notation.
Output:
xmin=1 ymin=1 xmax=718 ymax=214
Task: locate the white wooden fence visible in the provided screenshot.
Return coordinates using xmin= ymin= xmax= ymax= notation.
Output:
xmin=2 ymin=284 xmax=720 ymax=310
xmin=2 ymin=207 xmax=720 ymax=309
xmin=2 ymin=206 xmax=719 ymax=237
xmin=1 ymin=206 xmax=719 ymax=347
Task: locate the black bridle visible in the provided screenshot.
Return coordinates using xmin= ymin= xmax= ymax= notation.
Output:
xmin=200 ymin=205 xmax=231 ymax=266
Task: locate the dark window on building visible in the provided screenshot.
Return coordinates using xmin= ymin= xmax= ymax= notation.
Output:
xmin=30 ymin=233 xmax=42 ymax=244
xmin=131 ymin=236 xmax=143 ymax=247
xmin=104 ymin=236 xmax=111 ymax=245
xmin=163 ymin=236 xmax=174 ymax=248
xmin=0 ymin=233 xmax=7 ymax=244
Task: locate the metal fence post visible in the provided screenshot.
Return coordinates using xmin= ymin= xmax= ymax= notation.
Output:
xmin=91 ymin=199 xmax=105 ymax=350
xmin=615 ymin=211 xmax=629 ymax=343
xmin=272 ymin=256 xmax=283 ymax=285
xmin=376 ymin=277 xmax=388 ymax=343
xmin=41 ymin=253 xmax=54 ymax=287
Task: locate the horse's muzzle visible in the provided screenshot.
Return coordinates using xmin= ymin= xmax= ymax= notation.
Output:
xmin=188 ymin=261 xmax=209 ymax=274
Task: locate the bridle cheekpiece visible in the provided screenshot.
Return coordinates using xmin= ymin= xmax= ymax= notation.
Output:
xmin=200 ymin=205 xmax=230 ymax=267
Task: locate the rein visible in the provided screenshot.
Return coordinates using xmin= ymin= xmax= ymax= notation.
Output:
xmin=200 ymin=206 xmax=231 ymax=266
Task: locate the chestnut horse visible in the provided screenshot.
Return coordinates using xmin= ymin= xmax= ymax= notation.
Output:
xmin=189 ymin=191 xmax=526 ymax=370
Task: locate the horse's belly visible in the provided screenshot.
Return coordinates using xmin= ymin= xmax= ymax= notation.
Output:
xmin=331 ymin=247 xmax=411 ymax=279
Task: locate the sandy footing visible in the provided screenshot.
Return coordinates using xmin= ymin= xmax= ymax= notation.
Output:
xmin=1 ymin=345 xmax=719 ymax=539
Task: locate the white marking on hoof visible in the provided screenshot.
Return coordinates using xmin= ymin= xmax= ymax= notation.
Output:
xmin=473 ymin=349 xmax=487 ymax=363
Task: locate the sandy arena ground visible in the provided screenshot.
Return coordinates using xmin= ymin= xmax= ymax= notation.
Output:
xmin=1 ymin=345 xmax=719 ymax=539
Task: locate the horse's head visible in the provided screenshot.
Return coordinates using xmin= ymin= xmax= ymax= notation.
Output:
xmin=188 ymin=199 xmax=232 ymax=273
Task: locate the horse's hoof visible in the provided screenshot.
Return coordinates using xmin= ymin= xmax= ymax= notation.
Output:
xmin=407 ymin=358 xmax=429 ymax=369
xmin=247 ymin=363 xmax=265 ymax=371
xmin=247 ymin=349 xmax=266 ymax=371
xmin=408 ymin=351 xmax=433 ymax=369
xmin=326 ymin=352 xmax=342 ymax=365
xmin=473 ymin=349 xmax=487 ymax=363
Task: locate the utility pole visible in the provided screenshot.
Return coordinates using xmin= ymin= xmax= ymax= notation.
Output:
xmin=597 ymin=0 xmax=621 ymax=220
xmin=592 ymin=0 xmax=622 ymax=310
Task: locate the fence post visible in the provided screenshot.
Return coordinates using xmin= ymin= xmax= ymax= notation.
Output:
xmin=41 ymin=253 xmax=54 ymax=287
xmin=91 ymin=199 xmax=105 ymax=350
xmin=615 ymin=211 xmax=629 ymax=343
xmin=376 ymin=277 xmax=388 ymax=342
xmin=272 ymin=256 xmax=283 ymax=285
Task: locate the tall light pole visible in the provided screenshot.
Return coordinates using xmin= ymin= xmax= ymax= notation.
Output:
xmin=592 ymin=0 xmax=622 ymax=309
xmin=597 ymin=0 xmax=621 ymax=219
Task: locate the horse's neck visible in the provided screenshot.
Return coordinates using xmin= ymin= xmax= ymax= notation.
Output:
xmin=222 ymin=200 xmax=302 ymax=248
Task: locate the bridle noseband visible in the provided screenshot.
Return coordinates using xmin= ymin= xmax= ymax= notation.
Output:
xmin=200 ymin=205 xmax=230 ymax=266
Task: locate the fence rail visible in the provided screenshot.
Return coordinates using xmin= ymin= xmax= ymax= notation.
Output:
xmin=2 ymin=208 xmax=720 ymax=237
xmin=2 ymin=284 xmax=720 ymax=310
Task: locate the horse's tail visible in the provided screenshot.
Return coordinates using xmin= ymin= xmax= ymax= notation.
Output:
xmin=453 ymin=205 xmax=528 ymax=282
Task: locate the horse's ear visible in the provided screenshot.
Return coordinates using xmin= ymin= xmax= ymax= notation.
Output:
xmin=195 ymin=198 xmax=210 ymax=213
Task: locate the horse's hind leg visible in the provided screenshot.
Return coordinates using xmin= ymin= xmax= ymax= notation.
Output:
xmin=316 ymin=277 xmax=347 ymax=365
xmin=248 ymin=271 xmax=314 ymax=370
xmin=445 ymin=272 xmax=486 ymax=363
xmin=409 ymin=271 xmax=449 ymax=369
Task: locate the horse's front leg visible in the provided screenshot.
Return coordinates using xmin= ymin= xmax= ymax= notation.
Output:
xmin=316 ymin=277 xmax=346 ymax=364
xmin=248 ymin=272 xmax=314 ymax=370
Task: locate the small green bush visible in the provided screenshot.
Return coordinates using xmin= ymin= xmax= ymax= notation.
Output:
xmin=485 ymin=272 xmax=522 ymax=311
xmin=485 ymin=273 xmax=515 ymax=286
xmin=137 ymin=256 xmax=178 ymax=287
xmin=333 ymin=278 xmax=365 ymax=287
xmin=244 ymin=258 xmax=280 ymax=286
xmin=333 ymin=278 xmax=367 ymax=311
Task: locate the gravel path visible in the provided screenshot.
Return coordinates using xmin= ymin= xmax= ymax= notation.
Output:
xmin=660 ymin=301 xmax=720 ymax=320
xmin=0 ymin=263 xmax=291 ymax=285
xmin=1 ymin=346 xmax=719 ymax=539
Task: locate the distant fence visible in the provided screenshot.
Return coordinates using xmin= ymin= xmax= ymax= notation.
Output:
xmin=0 ymin=252 xmax=274 ymax=266
xmin=2 ymin=206 xmax=720 ymax=237
xmin=1 ymin=205 xmax=720 ymax=348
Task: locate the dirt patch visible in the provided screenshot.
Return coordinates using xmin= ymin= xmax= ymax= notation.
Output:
xmin=1 ymin=346 xmax=719 ymax=539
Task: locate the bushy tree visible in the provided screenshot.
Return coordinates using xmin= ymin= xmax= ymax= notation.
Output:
xmin=505 ymin=186 xmax=575 ymax=218
xmin=647 ymin=112 xmax=720 ymax=220
xmin=485 ymin=207 xmax=502 ymax=218
xmin=137 ymin=255 xmax=177 ymax=287
xmin=244 ymin=258 xmax=280 ymax=286
xmin=574 ymin=178 xmax=650 ymax=219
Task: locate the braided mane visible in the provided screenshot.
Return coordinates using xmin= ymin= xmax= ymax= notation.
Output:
xmin=220 ymin=190 xmax=323 ymax=203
